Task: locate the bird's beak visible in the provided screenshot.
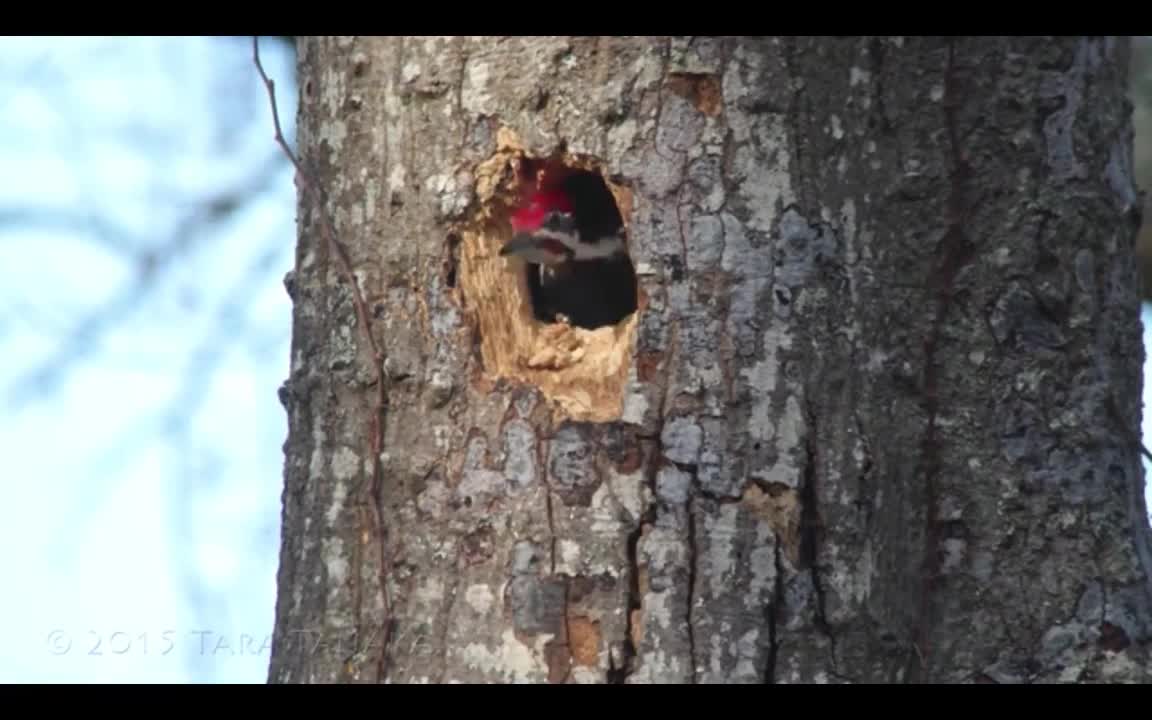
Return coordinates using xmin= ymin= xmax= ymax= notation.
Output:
xmin=500 ymin=233 xmax=565 ymax=265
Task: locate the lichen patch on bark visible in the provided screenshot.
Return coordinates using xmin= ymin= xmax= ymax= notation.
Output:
xmin=457 ymin=628 xmax=554 ymax=683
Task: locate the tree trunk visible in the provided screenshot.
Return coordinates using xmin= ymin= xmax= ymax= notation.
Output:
xmin=268 ymin=36 xmax=1152 ymax=684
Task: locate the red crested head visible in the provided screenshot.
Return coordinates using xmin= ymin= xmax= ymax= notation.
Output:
xmin=500 ymin=183 xmax=578 ymax=266
xmin=510 ymin=186 xmax=573 ymax=233
xmin=500 ymin=169 xmax=626 ymax=265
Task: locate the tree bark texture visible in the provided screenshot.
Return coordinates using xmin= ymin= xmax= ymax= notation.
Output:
xmin=269 ymin=36 xmax=1152 ymax=683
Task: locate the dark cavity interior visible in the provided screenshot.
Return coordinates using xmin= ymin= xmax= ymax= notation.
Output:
xmin=523 ymin=169 xmax=639 ymax=330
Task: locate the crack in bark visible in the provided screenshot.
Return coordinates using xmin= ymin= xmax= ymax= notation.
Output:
xmin=607 ymin=430 xmax=661 ymax=684
xmin=685 ymin=488 xmax=699 ymax=684
xmin=1100 ymin=582 xmax=1109 ymax=634
xmin=780 ymin=39 xmax=807 ymax=184
xmin=908 ymin=38 xmax=976 ymax=684
xmin=650 ymin=37 xmax=676 ymax=165
xmin=867 ymin=37 xmax=893 ymax=134
xmin=765 ymin=533 xmax=784 ymax=683
xmin=555 ymin=578 xmax=574 ymax=684
xmin=453 ymin=37 xmax=468 ymax=136
xmin=544 ymin=476 xmax=558 ymax=576
xmin=852 ymin=411 xmax=876 ymax=527
xmin=799 ymin=396 xmax=837 ymax=672
xmin=541 ymin=431 xmax=569 ymax=683
xmin=608 ymin=508 xmax=649 ymax=683
xmin=434 ymin=547 xmax=463 ymax=683
xmin=539 ymin=424 xmax=561 ymax=578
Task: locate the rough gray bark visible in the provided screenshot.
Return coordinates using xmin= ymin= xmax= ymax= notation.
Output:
xmin=268 ymin=36 xmax=1152 ymax=684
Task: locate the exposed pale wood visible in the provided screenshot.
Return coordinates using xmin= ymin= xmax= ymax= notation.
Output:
xmin=454 ymin=127 xmax=639 ymax=424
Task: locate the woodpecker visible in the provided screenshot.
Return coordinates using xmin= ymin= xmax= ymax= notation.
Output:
xmin=499 ymin=172 xmax=638 ymax=329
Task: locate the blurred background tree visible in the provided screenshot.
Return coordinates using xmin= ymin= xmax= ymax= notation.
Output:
xmin=0 ymin=35 xmax=1148 ymax=684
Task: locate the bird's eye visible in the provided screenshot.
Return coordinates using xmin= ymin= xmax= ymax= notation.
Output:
xmin=542 ymin=211 xmax=575 ymax=233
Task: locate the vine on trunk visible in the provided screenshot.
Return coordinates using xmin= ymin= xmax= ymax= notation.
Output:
xmin=253 ymin=36 xmax=395 ymax=682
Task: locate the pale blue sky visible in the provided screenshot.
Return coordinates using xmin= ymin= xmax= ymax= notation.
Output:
xmin=0 ymin=36 xmax=1149 ymax=684
xmin=0 ymin=36 xmax=295 ymax=683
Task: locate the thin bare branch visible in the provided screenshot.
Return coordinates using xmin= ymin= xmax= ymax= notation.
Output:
xmin=251 ymin=36 xmax=381 ymax=364
xmin=0 ymin=206 xmax=144 ymax=257
xmin=2 ymin=150 xmax=288 ymax=410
